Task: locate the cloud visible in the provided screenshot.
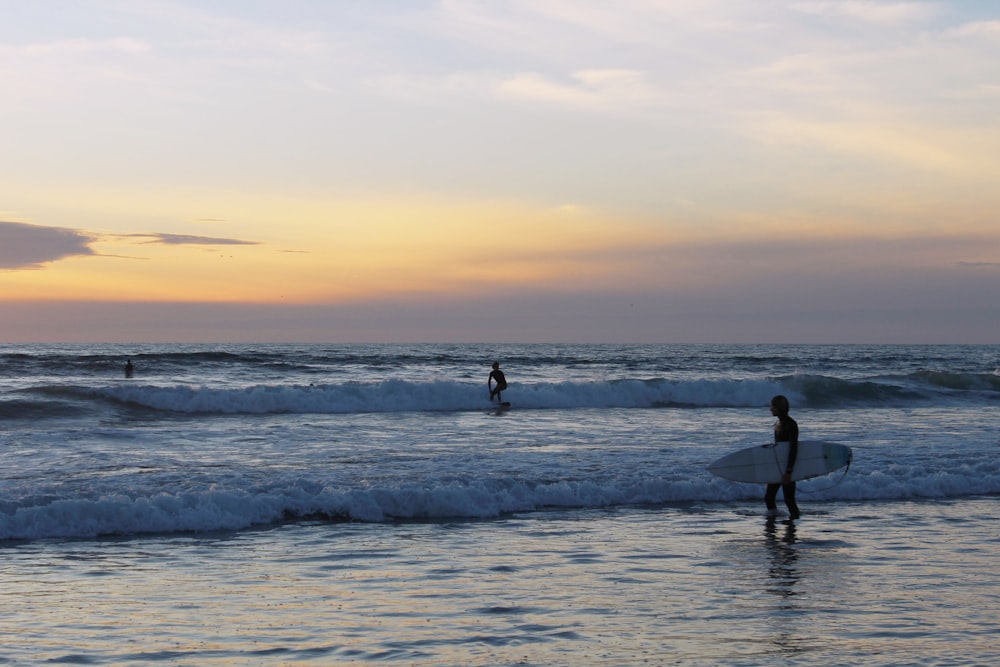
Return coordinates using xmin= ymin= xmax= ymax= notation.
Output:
xmin=496 ymin=68 xmax=662 ymax=114
xmin=0 ymin=221 xmax=96 ymax=270
xmin=120 ymin=233 xmax=258 ymax=246
xmin=0 ymin=222 xmax=259 ymax=271
xmin=958 ymin=261 xmax=1000 ymax=269
xmin=3 ymin=282 xmax=997 ymax=344
xmin=946 ymin=20 xmax=1000 ymax=38
xmin=789 ymin=1 xmax=940 ymax=24
xmin=0 ymin=37 xmax=155 ymax=111
xmin=0 ymin=37 xmax=151 ymax=59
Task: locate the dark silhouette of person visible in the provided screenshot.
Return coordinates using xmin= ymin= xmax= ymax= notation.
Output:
xmin=488 ymin=362 xmax=507 ymax=402
xmin=765 ymin=394 xmax=800 ymax=519
xmin=124 ymin=360 xmax=134 ymax=378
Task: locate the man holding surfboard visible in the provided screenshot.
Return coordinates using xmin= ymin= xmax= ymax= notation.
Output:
xmin=766 ymin=395 xmax=800 ymax=520
xmin=707 ymin=399 xmax=852 ymax=513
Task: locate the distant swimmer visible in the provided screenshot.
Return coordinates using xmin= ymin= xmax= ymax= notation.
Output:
xmin=488 ymin=361 xmax=507 ymax=403
xmin=124 ymin=360 xmax=134 ymax=378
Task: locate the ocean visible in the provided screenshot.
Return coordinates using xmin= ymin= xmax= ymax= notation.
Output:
xmin=1 ymin=343 xmax=998 ymax=665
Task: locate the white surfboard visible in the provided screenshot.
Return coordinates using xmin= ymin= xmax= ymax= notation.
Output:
xmin=708 ymin=441 xmax=852 ymax=484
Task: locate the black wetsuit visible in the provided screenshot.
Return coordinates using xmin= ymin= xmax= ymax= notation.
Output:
xmin=489 ymin=369 xmax=507 ymax=400
xmin=765 ymin=414 xmax=800 ymax=519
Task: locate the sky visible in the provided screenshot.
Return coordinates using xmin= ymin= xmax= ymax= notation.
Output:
xmin=2 ymin=0 xmax=998 ymax=344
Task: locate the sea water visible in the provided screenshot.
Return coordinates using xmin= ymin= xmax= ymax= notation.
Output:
xmin=1 ymin=343 xmax=998 ymax=665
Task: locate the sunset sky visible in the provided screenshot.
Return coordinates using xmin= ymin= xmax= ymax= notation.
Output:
xmin=2 ymin=0 xmax=998 ymax=343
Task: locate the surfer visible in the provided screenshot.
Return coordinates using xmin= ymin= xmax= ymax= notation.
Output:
xmin=488 ymin=362 xmax=507 ymax=402
xmin=765 ymin=395 xmax=800 ymax=520
xmin=124 ymin=360 xmax=134 ymax=378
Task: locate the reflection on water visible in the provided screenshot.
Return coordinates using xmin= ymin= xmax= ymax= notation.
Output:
xmin=763 ymin=517 xmax=804 ymax=658
xmin=3 ymin=503 xmax=999 ymax=666
xmin=764 ymin=517 xmax=799 ymax=598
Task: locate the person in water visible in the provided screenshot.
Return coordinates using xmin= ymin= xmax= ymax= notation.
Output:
xmin=124 ymin=360 xmax=134 ymax=378
xmin=765 ymin=394 xmax=800 ymax=520
xmin=488 ymin=362 xmax=508 ymax=402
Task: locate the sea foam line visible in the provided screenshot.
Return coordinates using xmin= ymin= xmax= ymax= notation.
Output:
xmin=4 ymin=464 xmax=999 ymax=541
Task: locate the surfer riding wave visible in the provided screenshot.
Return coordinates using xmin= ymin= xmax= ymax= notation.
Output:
xmin=488 ymin=362 xmax=507 ymax=403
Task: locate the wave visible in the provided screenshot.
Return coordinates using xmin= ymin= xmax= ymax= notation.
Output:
xmin=33 ymin=378 xmax=796 ymax=415
xmin=0 ymin=398 xmax=92 ymax=420
xmin=15 ymin=370 xmax=994 ymax=417
xmin=2 ymin=460 xmax=998 ymax=541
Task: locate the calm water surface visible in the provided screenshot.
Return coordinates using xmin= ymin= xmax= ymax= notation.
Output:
xmin=4 ymin=498 xmax=998 ymax=665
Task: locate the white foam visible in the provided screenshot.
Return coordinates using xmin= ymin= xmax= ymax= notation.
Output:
xmin=92 ymin=378 xmax=792 ymax=414
xmin=3 ymin=456 xmax=998 ymax=540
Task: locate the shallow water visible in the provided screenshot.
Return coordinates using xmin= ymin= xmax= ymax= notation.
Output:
xmin=3 ymin=497 xmax=998 ymax=665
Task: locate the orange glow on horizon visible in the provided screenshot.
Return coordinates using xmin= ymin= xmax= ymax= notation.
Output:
xmin=2 ymin=192 xmax=686 ymax=304
xmin=5 ymin=185 xmax=999 ymax=309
